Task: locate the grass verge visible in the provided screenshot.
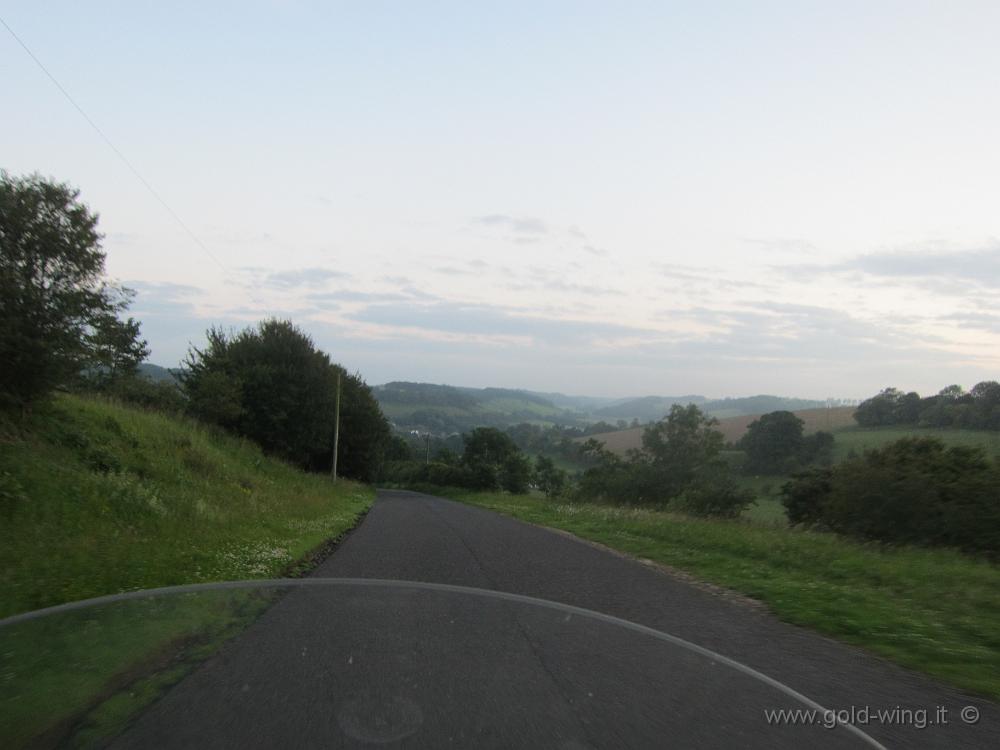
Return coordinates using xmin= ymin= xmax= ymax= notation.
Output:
xmin=0 ymin=393 xmax=374 ymax=746
xmin=437 ymin=488 xmax=1000 ymax=701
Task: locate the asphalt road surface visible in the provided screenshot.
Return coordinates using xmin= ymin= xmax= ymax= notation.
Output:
xmin=112 ymin=490 xmax=997 ymax=748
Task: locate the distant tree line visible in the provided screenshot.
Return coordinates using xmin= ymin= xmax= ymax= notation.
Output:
xmin=383 ymin=427 xmax=564 ymax=496
xmin=855 ymin=383 xmax=1000 ymax=430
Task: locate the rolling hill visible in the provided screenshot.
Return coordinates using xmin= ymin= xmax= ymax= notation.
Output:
xmin=373 ymin=380 xmax=853 ymax=436
xmin=373 ymin=382 xmax=589 ymax=432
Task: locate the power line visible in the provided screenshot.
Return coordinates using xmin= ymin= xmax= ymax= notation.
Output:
xmin=1 ymin=14 xmax=231 ymax=277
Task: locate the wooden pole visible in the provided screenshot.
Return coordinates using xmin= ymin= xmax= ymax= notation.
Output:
xmin=331 ymin=371 xmax=341 ymax=481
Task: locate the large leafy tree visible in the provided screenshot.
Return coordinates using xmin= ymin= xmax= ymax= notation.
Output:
xmin=0 ymin=172 xmax=147 ymax=411
xmin=578 ymin=404 xmax=751 ymax=517
xmin=634 ymin=403 xmax=726 ymax=500
xmin=741 ymin=410 xmax=805 ymax=474
xmin=182 ymin=319 xmax=390 ymax=480
xmin=461 ymin=427 xmax=531 ymax=492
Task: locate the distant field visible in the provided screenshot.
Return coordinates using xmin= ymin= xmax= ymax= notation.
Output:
xmin=582 ymin=406 xmax=858 ymax=455
xmin=831 ymin=425 xmax=1000 ymax=461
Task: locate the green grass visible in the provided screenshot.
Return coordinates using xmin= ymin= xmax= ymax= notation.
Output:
xmin=2 ymin=589 xmax=273 ymax=748
xmin=830 ymin=425 xmax=1000 ymax=461
xmin=439 ymin=489 xmax=1000 ymax=701
xmin=0 ymin=393 xmax=373 ymax=617
xmin=0 ymin=393 xmax=374 ymax=746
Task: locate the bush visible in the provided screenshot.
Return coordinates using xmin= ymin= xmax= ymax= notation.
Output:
xmin=780 ymin=437 xmax=1000 ymax=556
xmin=534 ymin=455 xmax=567 ymax=499
xmin=781 ymin=467 xmax=832 ymax=526
xmin=103 ymin=376 xmax=186 ymax=413
xmin=380 ymin=460 xmax=479 ymax=490
xmin=0 ymin=472 xmax=27 ymax=518
xmin=670 ymin=473 xmax=754 ymax=519
xmin=499 ymin=453 xmax=532 ymax=493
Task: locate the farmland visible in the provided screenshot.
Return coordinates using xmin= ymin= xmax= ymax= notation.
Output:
xmin=581 ymin=406 xmax=858 ymax=455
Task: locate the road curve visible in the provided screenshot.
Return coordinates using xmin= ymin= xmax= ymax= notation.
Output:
xmin=112 ymin=489 xmax=996 ymax=748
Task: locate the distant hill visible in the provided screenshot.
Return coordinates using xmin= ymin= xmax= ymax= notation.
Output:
xmin=582 ymin=406 xmax=858 ymax=455
xmin=373 ymin=382 xmax=588 ymax=433
xmin=137 ymin=363 xmax=181 ymax=383
xmin=592 ymin=395 xmax=706 ymax=421
xmin=523 ymin=391 xmax=622 ymax=413
xmin=700 ymin=395 xmax=828 ymax=419
xmin=373 ymin=381 xmax=847 ymax=436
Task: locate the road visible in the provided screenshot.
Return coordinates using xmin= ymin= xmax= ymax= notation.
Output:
xmin=112 ymin=490 xmax=996 ymax=748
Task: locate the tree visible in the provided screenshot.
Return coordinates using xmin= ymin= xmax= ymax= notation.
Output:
xmin=84 ymin=307 xmax=151 ymax=386
xmin=970 ymin=381 xmax=1000 ymax=429
xmin=182 ymin=319 xmax=390 ymax=480
xmin=534 ymin=455 xmax=567 ymax=498
xmin=741 ymin=411 xmax=805 ymax=474
xmin=854 ymin=388 xmax=904 ymax=426
xmin=461 ymin=427 xmax=530 ymax=492
xmin=636 ymin=404 xmax=726 ymax=501
xmin=938 ymin=384 xmax=966 ymax=401
xmin=780 ymin=437 xmax=1000 ymax=556
xmin=800 ymin=430 xmax=834 ymax=465
xmin=0 ymin=172 xmax=147 ymax=411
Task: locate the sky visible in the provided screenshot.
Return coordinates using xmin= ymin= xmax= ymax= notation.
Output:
xmin=4 ymin=1 xmax=1000 ymax=399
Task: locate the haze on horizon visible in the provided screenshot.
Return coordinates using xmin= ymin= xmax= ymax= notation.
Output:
xmin=4 ymin=1 xmax=999 ymax=400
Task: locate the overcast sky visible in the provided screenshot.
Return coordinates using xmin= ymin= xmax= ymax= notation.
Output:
xmin=5 ymin=1 xmax=1000 ymax=399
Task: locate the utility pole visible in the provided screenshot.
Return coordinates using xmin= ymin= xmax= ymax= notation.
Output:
xmin=331 ymin=371 xmax=341 ymax=481
xmin=425 ymin=433 xmax=430 ymax=464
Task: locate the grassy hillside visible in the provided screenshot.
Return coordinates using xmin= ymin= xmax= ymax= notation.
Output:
xmin=0 ymin=393 xmax=373 ymax=746
xmin=442 ymin=489 xmax=1000 ymax=701
xmin=374 ymin=381 xmax=587 ymax=432
xmin=0 ymin=393 xmax=373 ymax=618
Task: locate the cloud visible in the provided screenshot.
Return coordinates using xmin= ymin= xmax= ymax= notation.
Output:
xmin=847 ymin=245 xmax=1000 ymax=285
xmin=307 ymin=288 xmax=439 ymax=307
xmin=126 ymin=280 xmax=203 ymax=317
xmin=473 ymin=214 xmax=549 ymax=234
xmin=939 ymin=311 xmax=1000 ymax=333
xmin=779 ymin=241 xmax=1000 ymax=291
xmin=347 ymin=301 xmax=660 ymax=346
xmin=742 ymin=237 xmax=817 ymax=255
xmin=238 ymin=266 xmax=351 ymax=290
xmin=433 ymin=265 xmax=475 ymax=276
xmin=653 ymin=263 xmax=776 ymax=294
